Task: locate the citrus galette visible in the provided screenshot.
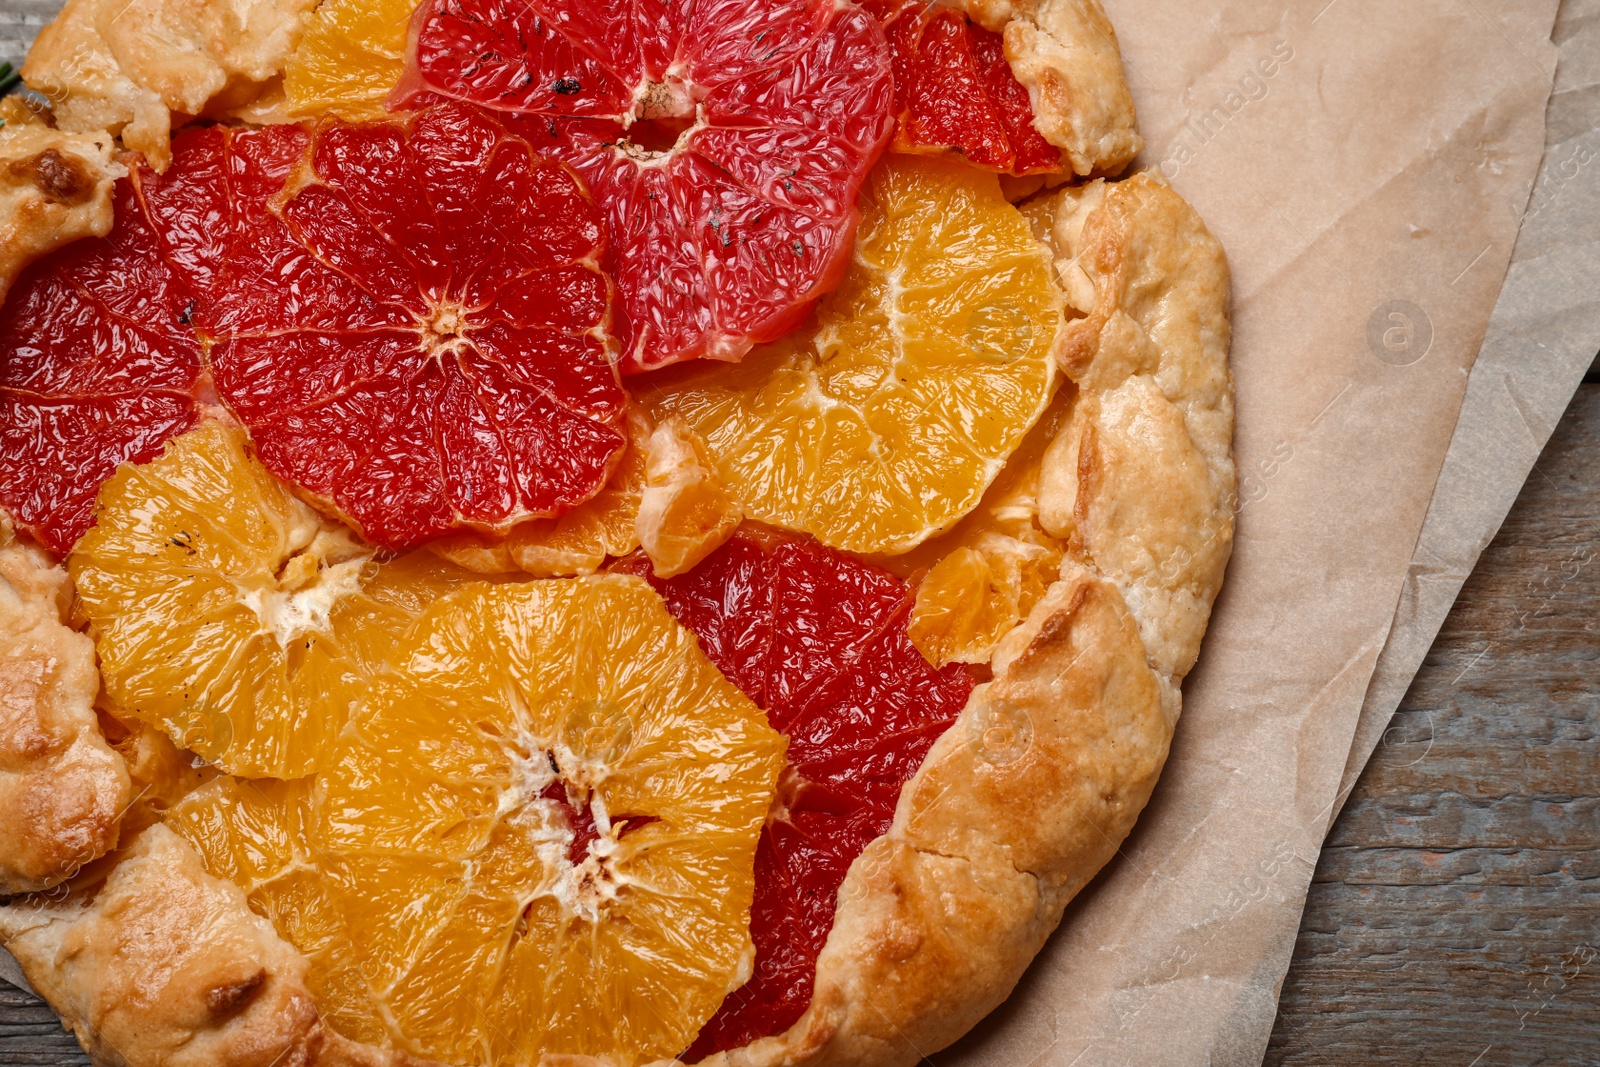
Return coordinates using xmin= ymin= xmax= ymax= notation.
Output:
xmin=0 ymin=1 xmax=1233 ymax=1065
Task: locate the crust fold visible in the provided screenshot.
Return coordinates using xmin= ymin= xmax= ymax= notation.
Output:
xmin=0 ymin=518 xmax=130 ymax=894
xmin=0 ymin=98 xmax=122 ymax=305
xmin=1026 ymin=171 xmax=1237 ymax=681
xmin=952 ymin=0 xmax=1142 ymax=176
xmin=21 ymin=0 xmax=314 ymax=171
xmin=0 ymin=824 xmax=437 ymax=1067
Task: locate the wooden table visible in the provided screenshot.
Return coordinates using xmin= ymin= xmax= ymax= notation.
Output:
xmin=4 ymin=369 xmax=1598 ymax=1065
xmin=1267 ymin=360 xmax=1600 ymax=1064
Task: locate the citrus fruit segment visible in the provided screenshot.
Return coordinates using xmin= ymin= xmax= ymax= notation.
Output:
xmin=403 ymin=0 xmax=894 ymax=373
xmin=643 ymin=155 xmax=1060 ymax=556
xmin=314 ymin=576 xmax=786 ymax=1064
xmin=181 ymin=104 xmax=625 ymax=550
xmin=867 ymin=0 xmax=1063 ymax=175
xmin=70 ymin=422 xmax=486 ymax=779
xmin=617 ymin=532 xmax=973 ymax=1054
xmin=0 ymin=171 xmax=201 ymax=556
xmin=429 ymin=405 xmax=653 ymax=577
xmin=636 ymin=415 xmax=743 ymax=579
xmin=893 ymin=392 xmax=1069 ymax=665
xmin=283 ymin=0 xmax=415 ymax=121
xmin=165 ymin=777 xmax=393 ymax=1044
xmin=433 ymin=406 xmax=740 ymax=580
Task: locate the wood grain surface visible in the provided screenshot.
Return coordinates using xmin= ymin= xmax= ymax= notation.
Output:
xmin=1267 ymin=369 xmax=1600 ymax=1065
xmin=3 ymin=380 xmax=1597 ymax=1065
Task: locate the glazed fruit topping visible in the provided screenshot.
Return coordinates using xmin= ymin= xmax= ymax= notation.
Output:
xmin=402 ymin=0 xmax=895 ymax=373
xmin=868 ymin=0 xmax=1062 ymax=175
xmin=619 ymin=531 xmax=974 ymax=1054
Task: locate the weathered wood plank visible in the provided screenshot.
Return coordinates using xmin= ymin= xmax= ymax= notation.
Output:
xmin=0 ymin=988 xmax=78 ymax=1067
xmin=1265 ymin=382 xmax=1600 ymax=1065
xmin=0 ymin=0 xmax=54 ymax=69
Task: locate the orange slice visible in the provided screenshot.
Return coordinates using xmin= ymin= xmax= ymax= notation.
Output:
xmin=69 ymin=422 xmax=482 ymax=778
xmin=432 ymin=408 xmax=741 ymax=580
xmin=893 ymin=392 xmax=1071 ymax=665
xmin=283 ymin=0 xmax=413 ymax=121
xmin=635 ymin=415 xmax=742 ymax=579
xmin=642 ymin=155 xmax=1060 ymax=556
xmin=165 ymin=777 xmax=392 ymax=1044
xmin=308 ymin=576 xmax=784 ymax=1063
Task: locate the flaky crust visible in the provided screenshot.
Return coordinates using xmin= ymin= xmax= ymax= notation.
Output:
xmin=0 ymin=98 xmax=122 ymax=305
xmin=21 ymin=0 xmax=314 ymax=170
xmin=952 ymin=0 xmax=1142 ymax=177
xmin=1029 ymin=172 xmax=1236 ymax=680
xmin=0 ymin=824 xmax=438 ymax=1067
xmin=694 ymin=172 xmax=1232 ymax=1067
xmin=0 ymin=517 xmax=130 ymax=894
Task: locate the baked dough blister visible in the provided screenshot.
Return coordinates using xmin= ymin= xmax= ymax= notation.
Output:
xmin=0 ymin=2 xmax=1234 ymax=1064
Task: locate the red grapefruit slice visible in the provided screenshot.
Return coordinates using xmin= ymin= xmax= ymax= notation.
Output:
xmin=0 ymin=171 xmax=203 ymax=556
xmin=190 ymin=104 xmax=627 ymax=550
xmin=400 ymin=0 xmax=894 ymax=373
xmin=618 ymin=531 xmax=973 ymax=1055
xmin=867 ymin=0 xmax=1062 ymax=175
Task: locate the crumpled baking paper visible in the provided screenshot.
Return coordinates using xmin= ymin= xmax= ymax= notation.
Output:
xmin=1331 ymin=0 xmax=1600 ymax=824
xmin=0 ymin=3 xmax=1593 ymax=1067
xmin=935 ymin=1 xmax=1588 ymax=1064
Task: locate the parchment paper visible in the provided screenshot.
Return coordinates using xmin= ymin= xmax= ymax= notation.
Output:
xmin=0 ymin=3 xmax=1583 ymax=1066
xmin=935 ymin=1 xmax=1563 ymax=1063
xmin=1332 ymin=0 xmax=1600 ymax=822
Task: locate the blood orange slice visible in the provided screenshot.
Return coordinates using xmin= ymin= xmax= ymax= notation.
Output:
xmin=0 ymin=171 xmax=202 ymax=556
xmin=867 ymin=0 xmax=1062 ymax=175
xmin=617 ymin=531 xmax=973 ymax=1054
xmin=188 ymin=104 xmax=627 ymax=550
xmin=401 ymin=0 xmax=894 ymax=373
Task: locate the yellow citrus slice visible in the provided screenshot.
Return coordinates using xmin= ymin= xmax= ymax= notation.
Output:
xmin=165 ymin=777 xmax=392 ymax=1044
xmin=283 ymin=0 xmax=412 ymax=121
xmin=643 ymin=155 xmax=1060 ymax=555
xmin=893 ymin=393 xmax=1070 ymax=665
xmin=433 ymin=408 xmax=741 ymax=581
xmin=636 ymin=415 xmax=743 ymax=578
xmin=69 ymin=422 xmax=482 ymax=778
xmin=311 ymin=576 xmax=785 ymax=1064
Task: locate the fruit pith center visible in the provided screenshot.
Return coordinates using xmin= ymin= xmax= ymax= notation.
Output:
xmin=419 ymin=299 xmax=474 ymax=356
xmin=619 ymin=76 xmax=702 ymax=161
xmin=501 ymin=735 xmax=634 ymax=924
xmin=245 ymin=526 xmax=370 ymax=647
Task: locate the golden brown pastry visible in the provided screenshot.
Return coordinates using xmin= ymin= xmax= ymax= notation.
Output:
xmin=0 ymin=515 xmax=130 ymax=894
xmin=22 ymin=0 xmax=316 ymax=170
xmin=0 ymin=97 xmax=120 ymax=305
xmin=0 ymin=823 xmax=442 ymax=1067
xmin=955 ymin=0 xmax=1143 ymax=177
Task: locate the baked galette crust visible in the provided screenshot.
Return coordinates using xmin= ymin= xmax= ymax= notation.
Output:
xmin=0 ymin=516 xmax=130 ymax=895
xmin=0 ymin=1 xmax=1229 ymax=1061
xmin=21 ymin=0 xmax=315 ymax=171
xmin=953 ymin=0 xmax=1142 ymax=176
xmin=1 ymin=165 xmax=1231 ymax=1067
xmin=0 ymin=823 xmax=442 ymax=1067
xmin=0 ymin=98 xmax=121 ymax=304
